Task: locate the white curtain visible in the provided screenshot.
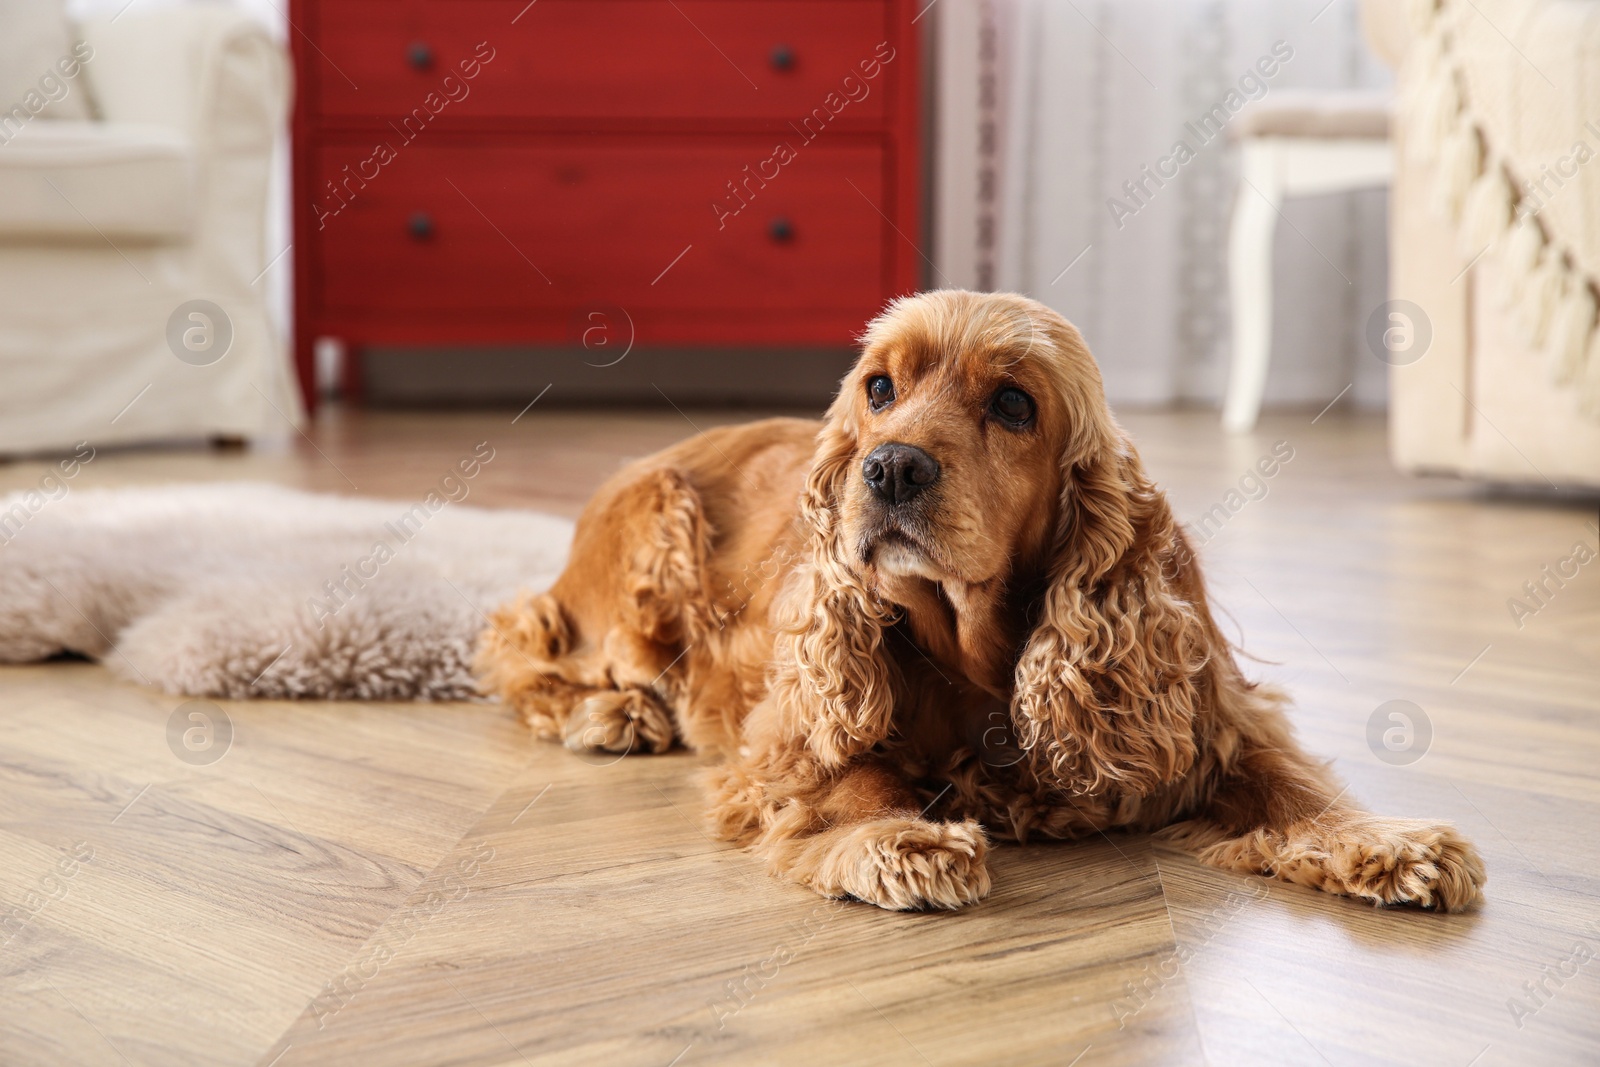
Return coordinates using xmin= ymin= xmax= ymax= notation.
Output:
xmin=933 ymin=0 xmax=1392 ymax=409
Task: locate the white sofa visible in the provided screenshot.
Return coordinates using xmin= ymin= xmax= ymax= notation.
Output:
xmin=1374 ymin=0 xmax=1600 ymax=489
xmin=0 ymin=5 xmax=302 ymax=456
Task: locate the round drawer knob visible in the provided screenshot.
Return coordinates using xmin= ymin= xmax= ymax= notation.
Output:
xmin=768 ymin=216 xmax=795 ymax=243
xmin=406 ymin=41 xmax=435 ymax=70
xmin=407 ymin=212 xmax=435 ymax=240
xmin=769 ymin=44 xmax=795 ymax=71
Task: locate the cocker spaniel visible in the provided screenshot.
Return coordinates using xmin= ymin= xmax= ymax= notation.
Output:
xmin=477 ymin=290 xmax=1485 ymax=912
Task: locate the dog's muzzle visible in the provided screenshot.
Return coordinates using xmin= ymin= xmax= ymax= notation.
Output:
xmin=862 ymin=442 xmax=940 ymax=506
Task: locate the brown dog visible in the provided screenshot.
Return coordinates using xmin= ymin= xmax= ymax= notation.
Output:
xmin=477 ymin=290 xmax=1485 ymax=912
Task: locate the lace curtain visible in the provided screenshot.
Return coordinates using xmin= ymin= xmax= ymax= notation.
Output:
xmin=933 ymin=0 xmax=1394 ymax=409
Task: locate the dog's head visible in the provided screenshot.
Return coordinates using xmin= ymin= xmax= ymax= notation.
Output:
xmin=784 ymin=290 xmax=1208 ymax=798
xmin=821 ymin=290 xmax=1108 ymax=588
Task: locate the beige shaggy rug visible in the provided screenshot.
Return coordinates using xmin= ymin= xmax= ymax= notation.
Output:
xmin=0 ymin=483 xmax=572 ymax=700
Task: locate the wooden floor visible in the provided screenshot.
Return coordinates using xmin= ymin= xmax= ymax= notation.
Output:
xmin=2 ymin=405 xmax=1597 ymax=1066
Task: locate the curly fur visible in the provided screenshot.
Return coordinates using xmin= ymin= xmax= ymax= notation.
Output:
xmin=477 ymin=290 xmax=1487 ymax=915
xmin=781 ymin=397 xmax=901 ymax=766
xmin=1012 ymin=449 xmax=1209 ymax=797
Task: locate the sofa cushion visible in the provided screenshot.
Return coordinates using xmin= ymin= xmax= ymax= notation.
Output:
xmin=0 ymin=0 xmax=94 ymax=123
xmin=0 ymin=121 xmax=193 ymax=241
xmin=1234 ymin=90 xmax=1391 ymax=140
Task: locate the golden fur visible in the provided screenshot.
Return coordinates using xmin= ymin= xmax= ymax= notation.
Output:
xmin=476 ymin=290 xmax=1486 ymax=913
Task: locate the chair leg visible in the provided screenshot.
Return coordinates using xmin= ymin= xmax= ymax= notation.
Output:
xmin=1223 ymin=144 xmax=1282 ymax=434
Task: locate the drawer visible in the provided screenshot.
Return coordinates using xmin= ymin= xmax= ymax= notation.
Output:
xmin=314 ymin=1 xmax=895 ymax=123
xmin=311 ymin=137 xmax=889 ymax=318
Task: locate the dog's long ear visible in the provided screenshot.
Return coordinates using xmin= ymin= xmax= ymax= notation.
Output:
xmin=766 ymin=390 xmax=898 ymax=767
xmin=1012 ymin=428 xmax=1209 ymax=799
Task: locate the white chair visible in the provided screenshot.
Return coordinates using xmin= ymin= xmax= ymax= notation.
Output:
xmin=0 ymin=4 xmax=301 ymax=455
xmin=1222 ymin=91 xmax=1392 ymax=432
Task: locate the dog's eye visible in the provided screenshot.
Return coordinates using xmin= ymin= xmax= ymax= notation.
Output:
xmin=990 ymin=387 xmax=1035 ymax=427
xmin=867 ymin=375 xmax=896 ymax=410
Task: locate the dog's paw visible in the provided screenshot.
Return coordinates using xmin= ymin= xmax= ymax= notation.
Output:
xmin=817 ymin=818 xmax=991 ymax=911
xmin=481 ymin=592 xmax=569 ymax=663
xmin=563 ymin=690 xmax=675 ymax=755
xmin=1330 ymin=819 xmax=1486 ymax=912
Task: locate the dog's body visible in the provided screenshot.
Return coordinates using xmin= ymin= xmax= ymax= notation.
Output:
xmin=477 ymin=291 xmax=1485 ymax=912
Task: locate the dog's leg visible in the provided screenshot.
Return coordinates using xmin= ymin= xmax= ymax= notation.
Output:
xmin=475 ymin=590 xmax=577 ymax=737
xmin=1160 ymin=744 xmax=1485 ymax=912
xmin=481 ymin=660 xmax=678 ymax=756
xmin=475 ymin=591 xmax=678 ymax=754
xmin=476 ymin=466 xmax=713 ymax=755
xmin=560 ymin=686 xmax=676 ymax=755
xmin=708 ymin=756 xmax=991 ymax=910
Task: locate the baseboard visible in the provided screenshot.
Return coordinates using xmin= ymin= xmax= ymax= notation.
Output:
xmin=358 ymin=346 xmax=856 ymax=408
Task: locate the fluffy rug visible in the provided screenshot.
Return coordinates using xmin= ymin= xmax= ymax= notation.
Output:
xmin=0 ymin=483 xmax=572 ymax=700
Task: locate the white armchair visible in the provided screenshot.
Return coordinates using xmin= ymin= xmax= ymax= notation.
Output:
xmin=0 ymin=5 xmax=301 ymax=455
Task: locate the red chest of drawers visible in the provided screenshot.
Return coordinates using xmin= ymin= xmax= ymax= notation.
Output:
xmin=288 ymin=0 xmax=922 ymax=408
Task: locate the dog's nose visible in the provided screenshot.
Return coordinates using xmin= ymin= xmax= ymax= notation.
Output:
xmin=862 ymin=443 xmax=940 ymax=505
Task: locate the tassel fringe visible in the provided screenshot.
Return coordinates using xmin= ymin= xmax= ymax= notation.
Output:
xmin=1499 ymin=221 xmax=1545 ymax=311
xmin=1395 ymin=0 xmax=1600 ymax=422
xmin=1433 ymin=121 xmax=1481 ymax=222
xmin=1548 ymin=279 xmax=1596 ymax=386
xmin=1460 ymin=166 xmax=1512 ymax=257
xmin=1519 ymin=254 xmax=1567 ymax=348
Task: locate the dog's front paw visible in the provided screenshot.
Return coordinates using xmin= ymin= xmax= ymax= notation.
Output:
xmin=563 ymin=690 xmax=675 ymax=755
xmin=1330 ymin=818 xmax=1486 ymax=912
xmin=482 ymin=591 xmax=569 ymax=662
xmin=817 ymin=818 xmax=991 ymax=911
